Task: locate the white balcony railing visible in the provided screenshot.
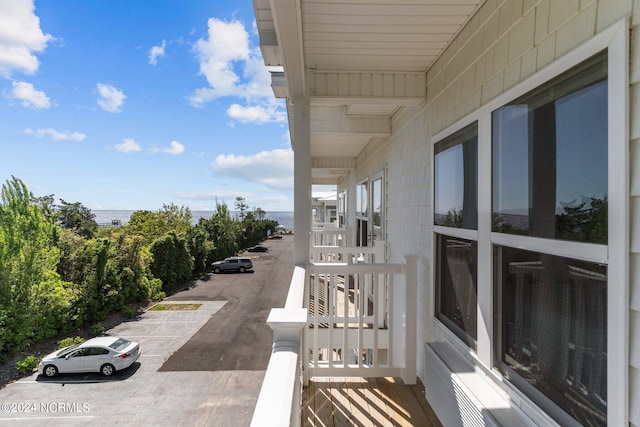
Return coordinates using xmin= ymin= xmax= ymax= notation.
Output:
xmin=251 ymin=266 xmax=307 ymax=427
xmin=306 ymin=256 xmax=417 ymax=383
xmin=311 ymin=227 xmax=347 ymax=247
xmin=310 ymin=240 xmax=385 ymax=263
xmin=252 ymin=227 xmax=417 ymax=427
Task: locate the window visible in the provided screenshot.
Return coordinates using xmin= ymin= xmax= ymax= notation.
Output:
xmin=110 ymin=338 xmax=132 ymax=351
xmin=372 ymin=173 xmax=384 ymax=242
xmin=494 ymin=246 xmax=607 ymax=426
xmin=354 ymin=171 xmax=385 ymax=247
xmin=338 ymin=191 xmax=346 ymax=227
xmin=356 ymin=181 xmax=368 ymax=217
xmin=434 ymin=122 xmax=477 ymax=229
xmin=492 ymin=52 xmax=609 ymax=426
xmin=436 ymin=235 xmax=477 ymax=347
xmin=492 ymin=52 xmax=607 ymax=243
xmin=434 ymin=122 xmax=478 ymax=348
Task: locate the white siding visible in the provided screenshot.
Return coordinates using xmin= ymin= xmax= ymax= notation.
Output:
xmin=338 ymin=0 xmax=638 ymax=424
xmin=630 ymin=1 xmax=640 ymax=426
xmin=631 ymin=1 xmax=640 ymax=424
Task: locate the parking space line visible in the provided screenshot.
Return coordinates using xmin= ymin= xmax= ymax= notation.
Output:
xmin=118 ymin=335 xmax=182 ymax=338
xmin=16 ymin=379 xmax=134 ymax=384
xmin=127 ymin=321 xmax=206 ymax=323
xmin=0 ymin=416 xmax=95 ymax=421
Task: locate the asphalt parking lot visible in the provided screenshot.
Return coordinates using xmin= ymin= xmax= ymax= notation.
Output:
xmin=0 ymin=235 xmax=293 ymax=426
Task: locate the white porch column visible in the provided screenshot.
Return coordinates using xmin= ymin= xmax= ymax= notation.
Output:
xmin=403 ymin=254 xmax=418 ymax=385
xmin=293 ymin=95 xmax=311 ymax=266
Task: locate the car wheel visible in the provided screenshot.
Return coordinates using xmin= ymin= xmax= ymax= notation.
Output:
xmin=43 ymin=364 xmax=58 ymax=377
xmin=214 ymin=267 xmax=221 ymax=274
xmin=239 ymin=266 xmax=246 ymax=273
xmin=100 ymin=363 xmax=115 ymax=376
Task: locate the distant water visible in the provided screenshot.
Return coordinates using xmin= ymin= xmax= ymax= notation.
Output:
xmin=93 ymin=210 xmax=294 ymax=230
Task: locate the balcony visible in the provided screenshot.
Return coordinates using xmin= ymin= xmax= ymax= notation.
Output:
xmin=251 ymin=228 xmax=441 ymax=426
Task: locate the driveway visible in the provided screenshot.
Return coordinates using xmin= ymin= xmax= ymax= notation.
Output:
xmin=0 ymin=235 xmax=293 ymax=426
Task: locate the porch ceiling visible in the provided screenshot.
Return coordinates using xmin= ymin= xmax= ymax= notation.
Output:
xmin=253 ymin=0 xmax=485 ymax=183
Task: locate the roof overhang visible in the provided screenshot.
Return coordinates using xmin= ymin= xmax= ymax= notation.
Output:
xmin=253 ymin=0 xmax=486 ymax=184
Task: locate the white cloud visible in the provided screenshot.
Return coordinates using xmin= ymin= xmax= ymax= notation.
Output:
xmin=115 ymin=138 xmax=140 ymax=153
xmin=6 ymin=80 xmax=50 ymax=109
xmin=148 ymin=40 xmax=166 ymax=65
xmin=188 ymin=17 xmax=285 ymax=123
xmin=96 ymin=83 xmax=126 ymax=113
xmin=227 ymin=102 xmax=286 ymax=124
xmin=25 ymin=127 xmax=85 ymax=141
xmin=164 ymin=140 xmax=185 ymax=155
xmin=174 ymin=189 xmax=247 ymax=201
xmin=152 ymin=140 xmax=185 ymax=155
xmin=174 ymin=190 xmax=288 ymax=208
xmin=192 ymin=17 xmax=249 ymax=99
xmin=0 ymin=0 xmax=53 ymax=78
xmin=211 ymin=148 xmax=293 ymax=191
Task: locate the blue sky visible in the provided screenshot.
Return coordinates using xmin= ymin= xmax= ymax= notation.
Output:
xmin=0 ymin=0 xmax=295 ymax=212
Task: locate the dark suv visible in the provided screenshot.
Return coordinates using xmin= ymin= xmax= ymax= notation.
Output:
xmin=211 ymin=257 xmax=253 ymax=273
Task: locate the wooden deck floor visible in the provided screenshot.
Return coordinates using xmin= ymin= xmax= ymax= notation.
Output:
xmin=302 ymin=377 xmax=442 ymax=427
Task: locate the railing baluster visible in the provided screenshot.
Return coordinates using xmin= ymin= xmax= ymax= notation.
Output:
xmin=313 ymin=272 xmax=319 ymax=368
xmin=388 ymin=272 xmax=393 ymax=368
xmin=373 ymin=272 xmax=379 ymax=368
xmin=342 ymin=273 xmax=348 ymax=367
xmin=358 ymin=272 xmax=364 ymax=369
xmin=328 ymin=273 xmax=333 ymax=369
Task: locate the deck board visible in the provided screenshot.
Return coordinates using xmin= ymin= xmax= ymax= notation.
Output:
xmin=302 ymin=377 xmax=442 ymax=427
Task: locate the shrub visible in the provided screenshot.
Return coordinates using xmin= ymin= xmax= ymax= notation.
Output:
xmin=16 ymin=355 xmax=40 ymax=373
xmin=91 ymin=322 xmax=104 ymax=336
xmin=143 ymin=277 xmax=165 ymax=300
xmin=123 ymin=305 xmax=136 ymax=318
xmin=57 ymin=336 xmax=84 ymax=349
xmin=149 ymin=232 xmax=193 ymax=292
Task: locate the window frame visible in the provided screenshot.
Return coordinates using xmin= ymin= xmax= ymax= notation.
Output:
xmin=435 ymin=234 xmax=478 ymax=348
xmin=432 ymin=121 xmax=480 ymax=350
xmin=338 ymin=191 xmax=347 ymax=228
xmin=429 ymin=19 xmax=628 ymax=426
xmin=434 ymin=122 xmax=478 ymax=230
xmin=371 ymin=169 xmax=385 ymax=243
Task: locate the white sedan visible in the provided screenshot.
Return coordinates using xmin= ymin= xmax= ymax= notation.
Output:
xmin=37 ymin=336 xmax=141 ymax=377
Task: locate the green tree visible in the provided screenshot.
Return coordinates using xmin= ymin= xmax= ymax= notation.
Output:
xmin=200 ymin=201 xmax=239 ymax=260
xmin=56 ymin=227 xmax=88 ymax=283
xmin=254 ymin=207 xmax=266 ymax=220
xmin=57 ymin=199 xmax=98 ymax=238
xmin=126 ymin=204 xmax=193 ymax=243
xmin=31 ymin=272 xmax=78 ymax=341
xmin=109 ymin=231 xmax=150 ymax=303
xmin=235 ymin=196 xmax=249 ymax=221
xmin=126 ymin=210 xmax=166 ymax=242
xmin=33 ymin=194 xmax=56 ymax=222
xmin=150 ymin=232 xmax=193 ymax=292
xmin=0 ymin=177 xmax=61 ymax=359
xmin=158 ymin=203 xmax=192 ymax=235
xmin=74 ymin=238 xmax=114 ymax=322
xmin=187 ymin=225 xmax=214 ymax=276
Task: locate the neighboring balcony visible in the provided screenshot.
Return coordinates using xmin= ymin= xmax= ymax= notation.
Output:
xmin=251 ymin=228 xmax=441 ymax=426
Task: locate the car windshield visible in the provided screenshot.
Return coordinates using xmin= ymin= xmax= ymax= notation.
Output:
xmin=109 ymin=338 xmax=132 ymax=351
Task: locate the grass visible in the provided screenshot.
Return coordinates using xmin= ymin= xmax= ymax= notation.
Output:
xmin=149 ymin=303 xmax=202 ymax=311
